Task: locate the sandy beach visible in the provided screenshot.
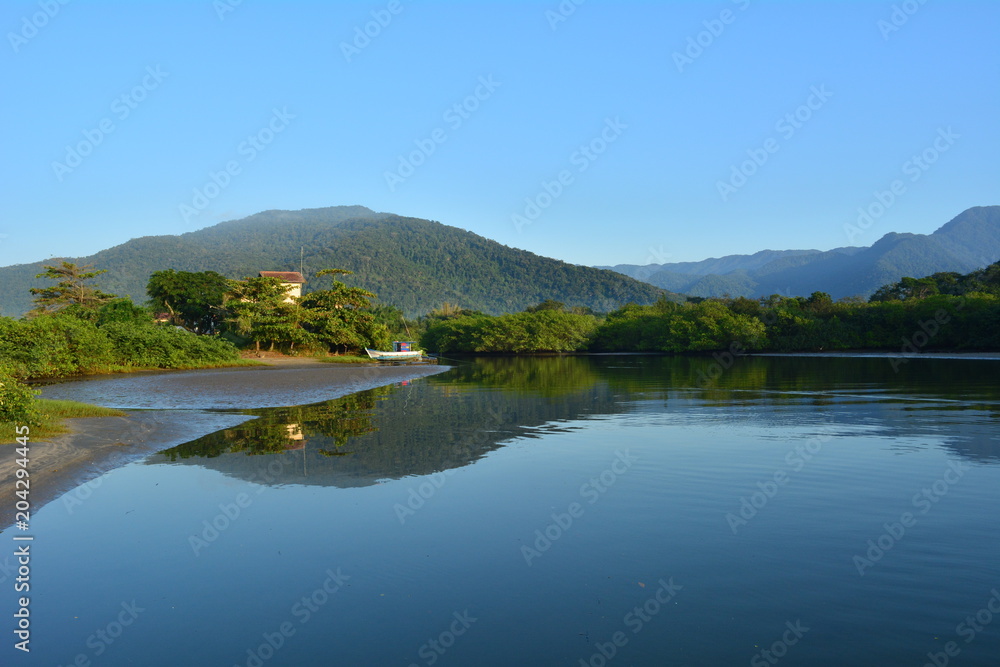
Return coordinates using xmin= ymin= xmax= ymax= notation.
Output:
xmin=0 ymin=359 xmax=449 ymax=528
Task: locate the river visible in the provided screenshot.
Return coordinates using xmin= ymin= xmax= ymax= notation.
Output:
xmin=2 ymin=355 xmax=999 ymax=666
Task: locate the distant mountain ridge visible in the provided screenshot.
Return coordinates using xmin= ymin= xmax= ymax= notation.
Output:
xmin=0 ymin=206 xmax=673 ymax=317
xmin=599 ymin=206 xmax=1000 ymax=299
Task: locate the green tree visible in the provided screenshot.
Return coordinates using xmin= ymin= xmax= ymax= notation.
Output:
xmin=0 ymin=366 xmax=41 ymax=426
xmin=225 ymin=276 xmax=301 ymax=351
xmin=299 ymin=269 xmax=388 ymax=353
xmin=95 ymin=298 xmax=152 ymax=327
xmin=29 ymin=262 xmax=115 ymax=315
xmin=870 ymin=276 xmax=939 ymax=302
xmin=805 ymin=291 xmax=834 ymax=313
xmin=147 ymin=269 xmax=230 ymax=333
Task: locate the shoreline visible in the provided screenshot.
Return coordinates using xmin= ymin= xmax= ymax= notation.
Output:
xmin=0 ymin=360 xmax=450 ymax=529
xmin=431 ymin=349 xmax=1000 ymax=360
xmin=748 ymin=351 xmax=1000 ymax=360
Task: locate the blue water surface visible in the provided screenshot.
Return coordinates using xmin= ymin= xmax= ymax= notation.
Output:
xmin=2 ymin=355 xmax=999 ymax=666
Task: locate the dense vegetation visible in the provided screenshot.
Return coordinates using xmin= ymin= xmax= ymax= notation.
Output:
xmin=0 ymin=265 xmax=240 ymax=429
xmin=0 ymin=260 xmax=404 ymax=434
xmin=0 ymin=305 xmax=244 ymax=380
xmin=225 ymin=270 xmax=391 ymax=353
xmin=420 ymin=262 xmax=1000 ymax=354
xmin=0 ymin=260 xmax=401 ymax=384
xmin=423 ymin=309 xmax=600 ymax=353
xmin=0 ymin=206 xmax=675 ymax=318
xmin=0 ymin=302 xmax=241 ymax=438
xmin=3 ymin=224 xmax=998 ymax=434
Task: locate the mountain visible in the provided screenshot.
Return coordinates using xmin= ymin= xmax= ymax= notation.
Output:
xmin=599 ymin=206 xmax=1000 ymax=299
xmin=0 ymin=206 xmax=674 ymax=318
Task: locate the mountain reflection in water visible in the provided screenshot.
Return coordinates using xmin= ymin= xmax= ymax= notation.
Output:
xmin=148 ymin=356 xmax=1000 ymax=488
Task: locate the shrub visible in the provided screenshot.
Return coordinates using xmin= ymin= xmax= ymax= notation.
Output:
xmin=101 ymin=322 xmax=241 ymax=368
xmin=0 ymin=313 xmax=242 ymax=379
xmin=0 ymin=366 xmax=41 ymax=426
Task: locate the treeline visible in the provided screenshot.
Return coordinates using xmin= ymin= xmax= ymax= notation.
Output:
xmin=0 ymin=303 xmax=241 ymax=426
xmin=419 ymin=262 xmax=1000 ymax=354
xmin=0 ymin=305 xmax=241 ymax=380
xmin=0 ymin=262 xmax=401 ymax=382
xmin=1 ymin=262 xmax=396 ymax=425
xmin=0 ymin=263 xmax=243 ymax=383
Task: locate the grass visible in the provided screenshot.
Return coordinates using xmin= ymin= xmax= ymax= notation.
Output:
xmin=94 ymin=358 xmax=265 ymax=373
xmin=35 ymin=399 xmax=127 ymax=419
xmin=0 ymin=399 xmax=126 ymax=444
xmin=313 ymin=354 xmax=377 ymax=365
xmin=14 ymin=358 xmax=266 ymax=382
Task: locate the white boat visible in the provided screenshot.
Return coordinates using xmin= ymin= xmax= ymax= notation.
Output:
xmin=365 ymin=348 xmax=423 ymax=361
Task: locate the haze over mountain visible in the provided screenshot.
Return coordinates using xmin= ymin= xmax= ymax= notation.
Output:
xmin=0 ymin=206 xmax=672 ymax=318
xmin=599 ymin=206 xmax=1000 ymax=299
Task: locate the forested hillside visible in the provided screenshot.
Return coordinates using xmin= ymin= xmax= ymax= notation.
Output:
xmin=0 ymin=207 xmax=674 ymax=317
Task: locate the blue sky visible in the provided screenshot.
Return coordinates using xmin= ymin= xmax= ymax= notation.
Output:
xmin=1 ymin=0 xmax=997 ymax=269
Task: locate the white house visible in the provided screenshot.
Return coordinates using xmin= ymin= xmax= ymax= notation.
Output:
xmin=259 ymin=271 xmax=305 ymax=303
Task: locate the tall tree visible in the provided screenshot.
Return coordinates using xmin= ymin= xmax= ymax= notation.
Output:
xmin=300 ymin=269 xmax=389 ymax=353
xmin=29 ymin=261 xmax=115 ymax=315
xmin=147 ymin=269 xmax=229 ymax=333
xmin=225 ymin=276 xmax=303 ymax=351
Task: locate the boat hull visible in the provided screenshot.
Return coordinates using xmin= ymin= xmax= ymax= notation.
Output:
xmin=365 ymin=348 xmax=424 ymax=361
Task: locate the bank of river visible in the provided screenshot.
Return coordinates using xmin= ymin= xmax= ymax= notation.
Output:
xmin=0 ymin=360 xmax=448 ymax=528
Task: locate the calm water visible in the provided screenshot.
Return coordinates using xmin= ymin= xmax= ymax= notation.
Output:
xmin=3 ymin=356 xmax=1000 ymax=666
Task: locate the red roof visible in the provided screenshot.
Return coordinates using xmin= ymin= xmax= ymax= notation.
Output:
xmin=259 ymin=271 xmax=305 ymax=283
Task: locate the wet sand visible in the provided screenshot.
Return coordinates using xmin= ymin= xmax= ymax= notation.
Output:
xmin=36 ymin=358 xmax=447 ymax=409
xmin=0 ymin=360 xmax=450 ymax=529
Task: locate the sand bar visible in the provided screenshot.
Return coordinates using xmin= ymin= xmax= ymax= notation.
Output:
xmin=0 ymin=360 xmax=450 ymax=529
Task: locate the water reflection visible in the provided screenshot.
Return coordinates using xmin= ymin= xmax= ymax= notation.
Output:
xmin=148 ymin=355 xmax=1000 ymax=486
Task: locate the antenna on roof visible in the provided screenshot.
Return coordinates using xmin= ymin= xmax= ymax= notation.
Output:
xmin=300 ymin=246 xmax=304 ymax=277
